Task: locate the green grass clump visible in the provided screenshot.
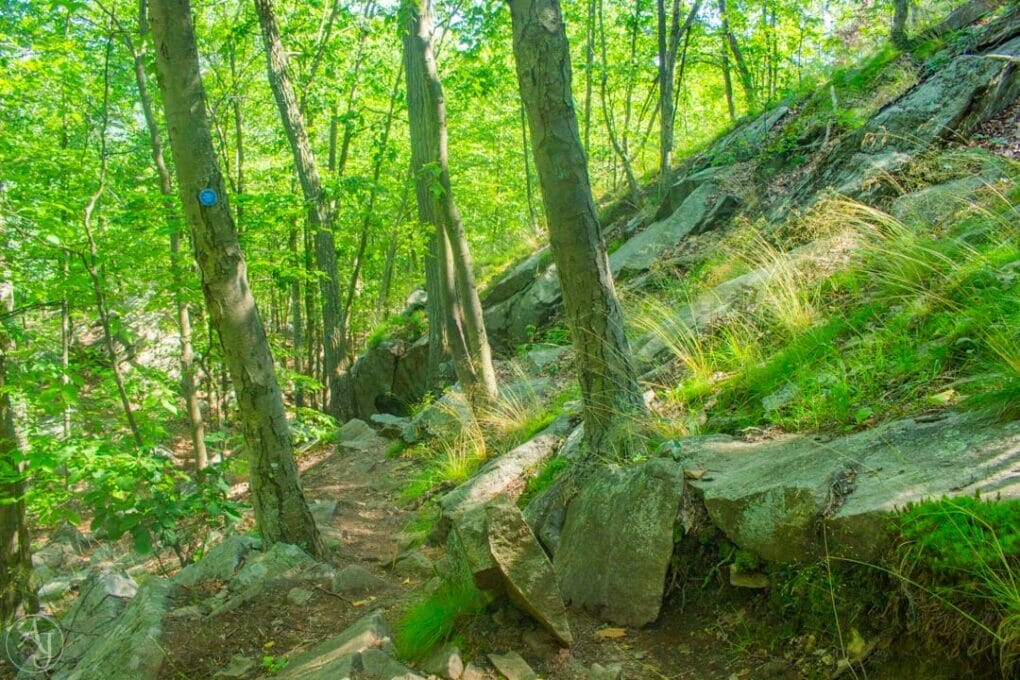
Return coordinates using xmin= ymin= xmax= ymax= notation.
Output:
xmin=395 ymin=551 xmax=489 ymax=661
xmin=518 ymin=456 xmax=571 ymax=508
xmin=367 ymin=310 xmax=427 ymax=349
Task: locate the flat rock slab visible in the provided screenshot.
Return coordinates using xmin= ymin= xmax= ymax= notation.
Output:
xmin=486 ymin=496 xmax=573 ymax=646
xmin=488 ymin=651 xmax=537 ymax=680
xmin=338 ymin=418 xmax=386 ymax=452
xmin=437 ymin=417 xmax=572 ymax=538
xmin=675 ymin=412 xmax=1020 ymax=562
xmin=278 ymin=611 xmax=392 ymax=679
xmin=554 ymin=459 xmax=684 ymax=626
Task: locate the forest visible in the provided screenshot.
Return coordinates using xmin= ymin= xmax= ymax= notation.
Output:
xmin=0 ymin=0 xmax=1018 ymax=677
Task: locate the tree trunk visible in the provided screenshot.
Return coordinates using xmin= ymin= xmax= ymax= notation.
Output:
xmin=148 ymin=0 xmax=323 ymax=557
xmin=719 ymin=0 xmax=755 ymax=112
xmin=598 ymin=0 xmax=642 ymax=204
xmin=720 ymin=32 xmax=736 ymax=121
xmin=128 ymin=21 xmax=208 ymax=469
xmin=403 ymin=0 xmax=498 ymax=408
xmin=508 ymin=0 xmax=646 ymax=460
xmin=0 ymin=208 xmax=35 ymax=627
xmin=253 ymin=0 xmax=346 ymax=422
xmin=657 ymin=0 xmax=701 ymax=195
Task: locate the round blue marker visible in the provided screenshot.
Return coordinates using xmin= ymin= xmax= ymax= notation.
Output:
xmin=198 ymin=188 xmax=218 ymax=206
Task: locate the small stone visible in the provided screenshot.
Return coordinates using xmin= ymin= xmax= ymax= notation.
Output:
xmin=168 ymin=605 xmax=204 ymax=620
xmin=462 ymin=663 xmax=486 ymax=680
xmin=333 ymin=564 xmax=385 ymax=596
xmin=589 ymin=662 xmax=623 ymax=680
xmin=421 ymin=643 xmax=464 ymax=679
xmin=729 ymin=564 xmax=769 ymax=589
xmin=287 ymin=587 xmax=314 ymax=606
xmin=361 ymin=647 xmax=425 ymax=679
xmin=37 ymin=578 xmax=72 ymax=602
xmin=394 ymin=551 xmax=433 ymax=579
xmin=215 ymin=654 xmax=256 ymax=678
xmin=488 ymin=651 xmax=537 ymax=680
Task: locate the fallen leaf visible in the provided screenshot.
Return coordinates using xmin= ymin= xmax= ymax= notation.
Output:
xmin=262 ymin=641 xmax=275 ymax=650
xmin=595 ymin=627 xmax=627 ymax=640
xmin=352 ymin=596 xmax=376 ymax=608
xmin=684 ymin=468 xmax=708 ymax=480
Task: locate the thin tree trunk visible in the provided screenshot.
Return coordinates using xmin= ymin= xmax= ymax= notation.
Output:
xmin=657 ymin=0 xmax=702 ymax=196
xmin=253 ymin=0 xmax=345 ymax=421
xmin=721 ymin=31 xmax=736 ymax=121
xmin=519 ymin=102 xmax=540 ymax=234
xmin=584 ymin=0 xmax=596 ymax=151
xmin=129 ymin=17 xmax=208 ymax=469
xmin=403 ymin=0 xmax=498 ymax=407
xmin=0 ymin=199 xmax=35 ymax=627
xmin=60 ymin=255 xmax=71 ymax=438
xmin=149 ymin=0 xmax=323 ymax=557
xmin=228 ymin=43 xmax=246 ymax=232
xmin=289 ymin=223 xmax=304 ymax=408
xmin=719 ymin=0 xmax=754 ymax=111
xmin=598 ymin=0 xmax=642 ymax=204
xmin=82 ymin=35 xmax=144 ymax=448
xmin=508 ymin=0 xmax=646 ymax=460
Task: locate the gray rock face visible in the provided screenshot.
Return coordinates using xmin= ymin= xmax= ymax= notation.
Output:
xmin=62 ymin=579 xmax=171 ymax=680
xmin=277 ymin=611 xmax=393 ymax=680
xmin=486 ymin=497 xmax=573 ymax=646
xmin=336 ymin=337 xmax=433 ymax=422
xmin=361 ymin=648 xmax=425 ymax=679
xmin=420 ymin=644 xmax=465 ymax=679
xmin=406 ymin=389 xmax=473 ymax=444
xmin=437 ymin=417 xmax=573 ymax=539
xmin=339 ymin=418 xmax=386 ymax=453
xmin=521 ymin=477 xmax=569 ymax=557
xmin=484 ymin=264 xmax=563 ymax=350
xmin=554 ymin=459 xmax=684 ymax=626
xmin=674 ymin=412 xmax=1020 ymax=562
xmin=371 ymin=413 xmax=412 ymax=438
xmin=333 ymin=565 xmax=385 ymax=597
xmin=482 ymin=247 xmax=552 ymax=307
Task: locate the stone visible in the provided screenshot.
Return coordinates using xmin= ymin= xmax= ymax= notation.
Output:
xmin=462 ymin=663 xmax=486 ymax=680
xmin=278 ymin=611 xmax=393 ymax=679
xmin=215 ymin=655 xmax=257 ymax=678
xmin=522 ymin=477 xmax=569 ymax=556
xmin=589 ymin=662 xmax=624 ymax=680
xmin=371 ymin=413 xmax=412 ymax=438
xmin=394 ymin=551 xmax=434 ymax=579
xmin=62 ymin=578 xmax=171 ymax=680
xmin=482 ymin=247 xmax=552 ymax=307
xmin=729 ymin=564 xmax=769 ymax=589
xmin=407 ymin=388 xmax=474 ymax=443
xmin=360 ymin=648 xmax=425 ymax=679
xmin=308 ymin=500 xmax=338 ymax=527
xmin=173 ymin=535 xmax=261 ymax=587
xmin=437 ymin=417 xmax=573 ymax=539
xmin=232 ymin=543 xmax=318 ymax=591
xmin=554 ymin=459 xmax=684 ymax=626
xmin=488 ymin=651 xmax=537 ymax=680
xmin=37 ymin=578 xmax=72 ymax=602
xmin=287 ymin=586 xmax=314 ymax=606
xmin=450 ymin=506 xmax=501 ymax=591
xmin=485 ymin=496 xmax=573 ymax=646
xmin=333 ymin=565 xmax=385 ymax=597
xmin=521 ymin=345 xmax=569 ymax=374
xmin=339 ymin=418 xmax=386 ymax=453
xmin=421 ymin=644 xmax=465 ymax=679
xmin=675 ymin=412 xmax=1020 ymax=562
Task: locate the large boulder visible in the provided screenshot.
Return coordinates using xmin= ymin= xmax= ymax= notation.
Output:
xmin=339 ymin=418 xmax=386 ymax=453
xmin=553 ymin=459 xmax=684 ymax=626
xmin=673 ymin=412 xmax=1020 ymax=563
xmin=486 ymin=497 xmax=573 ymax=646
xmin=277 ymin=611 xmax=394 ymax=680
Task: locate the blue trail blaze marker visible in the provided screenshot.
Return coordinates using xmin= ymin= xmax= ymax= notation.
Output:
xmin=198 ymin=188 xmax=218 ymax=206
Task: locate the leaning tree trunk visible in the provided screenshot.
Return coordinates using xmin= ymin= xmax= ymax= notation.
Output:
xmin=253 ymin=0 xmax=346 ymax=422
xmin=719 ymin=0 xmax=755 ymax=112
xmin=128 ymin=21 xmax=208 ymax=469
xmin=0 ymin=216 xmax=35 ymax=626
xmin=403 ymin=0 xmax=499 ymax=408
xmin=890 ymin=0 xmax=910 ymax=48
xmin=508 ymin=0 xmax=646 ymax=460
xmin=148 ymin=0 xmax=323 ymax=557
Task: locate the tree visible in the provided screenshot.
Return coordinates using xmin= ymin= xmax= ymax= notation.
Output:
xmin=402 ymin=0 xmax=499 ymax=408
xmin=719 ymin=0 xmax=755 ymax=112
xmin=0 ymin=203 xmax=35 ymax=626
xmin=508 ymin=0 xmax=646 ymax=459
xmin=148 ymin=0 xmax=323 ymax=557
xmin=656 ymin=0 xmax=703 ymax=194
xmin=253 ymin=0 xmax=347 ymax=422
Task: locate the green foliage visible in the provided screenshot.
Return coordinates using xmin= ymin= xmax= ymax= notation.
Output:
xmin=367 ymin=310 xmax=427 ymax=349
xmin=518 ymin=456 xmax=570 ymax=508
xmin=261 ymin=655 xmax=288 ymax=674
xmin=394 ymin=548 xmax=489 ymax=661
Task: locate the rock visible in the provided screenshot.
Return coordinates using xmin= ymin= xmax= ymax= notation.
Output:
xmin=653 ymin=165 xmax=731 ymax=220
xmin=729 ymin=564 xmax=769 ymax=589
xmin=890 ymin=176 xmax=990 ymax=226
xmin=287 ymin=586 xmax=314 ymax=606
xmin=406 ymin=388 xmax=474 ymax=444
xmin=394 ymin=551 xmax=434 ymax=579
xmin=462 ymin=663 xmax=486 ymax=680
xmin=167 ymin=605 xmax=204 ymax=620
xmin=50 ymin=522 xmax=90 ymax=553
xmin=485 ymin=496 xmax=572 ymax=646
xmin=522 ymin=476 xmax=569 ymax=556
xmin=482 ymin=247 xmax=552 ymax=307
xmin=232 ymin=543 xmax=318 ymax=591
xmin=333 ymin=565 xmax=385 ymax=597
xmin=589 ymin=662 xmax=624 ymax=680
xmin=437 ymin=417 xmax=572 ymax=539
xmin=360 ymin=648 xmax=425 ymax=679
xmin=309 ymin=500 xmax=338 ymax=526
xmin=521 ymin=345 xmax=570 ymax=374
xmin=214 ymin=655 xmax=257 ymax=678
xmin=676 ymin=412 xmax=1020 ymax=562
xmin=488 ymin=651 xmax=537 ymax=680
xmin=278 ymin=611 xmax=393 ymax=679
xmin=173 ymin=535 xmax=260 ymax=587
xmin=450 ymin=506 xmax=501 ymax=591
xmin=421 ymin=644 xmax=465 ymax=679
xmin=762 ymin=383 xmax=799 ymax=413
xmin=371 ymin=413 xmax=412 ymax=438
xmin=339 ymin=418 xmax=386 ymax=453
xmin=485 ymin=264 xmax=564 ymax=349
xmin=37 ymin=577 xmax=73 ymax=602
xmin=555 ymin=459 xmax=683 ymax=626
xmin=31 ymin=540 xmax=78 ymax=571
xmin=62 ymin=578 xmax=171 ymax=679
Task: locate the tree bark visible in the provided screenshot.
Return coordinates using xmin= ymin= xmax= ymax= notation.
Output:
xmin=657 ymin=0 xmax=702 ymax=195
xmin=148 ymin=0 xmax=323 ymax=557
xmin=508 ymin=0 xmax=646 ymax=460
xmin=0 ymin=204 xmax=35 ymax=627
xmin=719 ymin=0 xmax=755 ymax=112
xmin=403 ymin=0 xmax=499 ymax=408
xmin=128 ymin=18 xmax=208 ymax=469
xmin=253 ymin=0 xmax=346 ymax=422
xmin=597 ymin=0 xmax=642 ymax=204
